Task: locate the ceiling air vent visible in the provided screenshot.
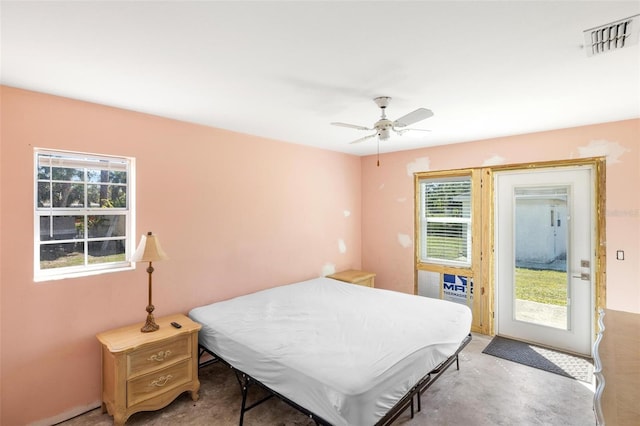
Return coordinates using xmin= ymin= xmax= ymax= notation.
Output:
xmin=584 ymin=14 xmax=640 ymax=56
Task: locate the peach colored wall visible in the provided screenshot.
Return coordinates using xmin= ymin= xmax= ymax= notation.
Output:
xmin=0 ymin=86 xmax=362 ymax=425
xmin=362 ymin=119 xmax=640 ymax=314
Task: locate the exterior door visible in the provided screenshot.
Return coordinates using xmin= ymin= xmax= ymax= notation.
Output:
xmin=494 ymin=166 xmax=594 ymax=356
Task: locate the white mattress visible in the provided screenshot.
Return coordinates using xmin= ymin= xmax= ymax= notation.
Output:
xmin=189 ymin=277 xmax=472 ymax=425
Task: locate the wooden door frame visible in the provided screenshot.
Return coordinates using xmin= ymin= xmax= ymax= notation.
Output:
xmin=414 ymin=157 xmax=606 ymax=337
xmin=487 ymin=157 xmax=606 ymax=336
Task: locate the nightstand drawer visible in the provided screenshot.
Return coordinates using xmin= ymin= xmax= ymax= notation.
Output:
xmin=127 ymin=334 xmax=191 ymax=377
xmin=127 ymin=358 xmax=192 ymax=407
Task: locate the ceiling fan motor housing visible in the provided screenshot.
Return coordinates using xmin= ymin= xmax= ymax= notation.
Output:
xmin=376 ymin=119 xmax=393 ymax=140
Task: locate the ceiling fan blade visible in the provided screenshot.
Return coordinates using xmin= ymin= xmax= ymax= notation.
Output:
xmin=331 ymin=122 xmax=372 ymax=131
xmin=393 ymin=108 xmax=434 ymax=128
xmin=349 ymin=133 xmax=377 ymax=144
xmin=396 ymin=128 xmax=432 ymax=135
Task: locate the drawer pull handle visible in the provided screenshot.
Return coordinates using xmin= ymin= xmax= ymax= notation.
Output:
xmin=148 ymin=350 xmax=171 ymax=362
xmin=150 ymin=374 xmax=173 ymax=387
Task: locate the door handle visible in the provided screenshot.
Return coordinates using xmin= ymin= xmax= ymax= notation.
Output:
xmin=572 ymin=272 xmax=590 ymax=280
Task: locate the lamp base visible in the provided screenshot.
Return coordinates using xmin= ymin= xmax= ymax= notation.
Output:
xmin=141 ymin=305 xmax=160 ymax=333
xmin=141 ymin=314 xmax=159 ymax=332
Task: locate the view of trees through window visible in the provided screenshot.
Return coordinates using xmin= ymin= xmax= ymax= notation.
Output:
xmin=35 ymin=151 xmax=132 ymax=278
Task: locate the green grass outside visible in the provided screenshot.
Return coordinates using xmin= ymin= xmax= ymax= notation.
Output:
xmin=40 ymin=252 xmax=125 ymax=269
xmin=426 ymin=235 xmax=467 ymax=261
xmin=515 ymin=267 xmax=567 ymax=306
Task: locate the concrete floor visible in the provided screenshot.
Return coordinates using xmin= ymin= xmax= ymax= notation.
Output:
xmin=59 ymin=333 xmax=596 ymax=426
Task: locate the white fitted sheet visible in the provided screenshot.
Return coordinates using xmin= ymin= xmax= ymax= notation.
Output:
xmin=189 ymin=277 xmax=472 ymax=425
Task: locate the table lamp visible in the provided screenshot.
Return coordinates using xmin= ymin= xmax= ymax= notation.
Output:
xmin=131 ymin=231 xmax=168 ymax=332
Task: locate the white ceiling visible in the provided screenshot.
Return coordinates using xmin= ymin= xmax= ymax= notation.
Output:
xmin=2 ymin=1 xmax=639 ymax=156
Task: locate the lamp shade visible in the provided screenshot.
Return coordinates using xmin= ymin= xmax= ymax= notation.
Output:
xmin=131 ymin=232 xmax=168 ymax=262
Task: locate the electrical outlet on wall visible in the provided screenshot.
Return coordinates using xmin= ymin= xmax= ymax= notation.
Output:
xmin=616 ymin=250 xmax=625 ymax=260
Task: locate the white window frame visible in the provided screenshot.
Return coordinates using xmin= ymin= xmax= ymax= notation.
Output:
xmin=418 ymin=175 xmax=472 ymax=268
xmin=34 ymin=148 xmax=136 ymax=281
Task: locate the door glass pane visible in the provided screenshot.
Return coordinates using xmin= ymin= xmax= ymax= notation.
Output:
xmin=514 ymin=186 xmax=568 ymax=330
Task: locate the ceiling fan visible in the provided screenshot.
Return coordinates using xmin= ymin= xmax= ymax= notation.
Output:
xmin=331 ymin=96 xmax=434 ymax=144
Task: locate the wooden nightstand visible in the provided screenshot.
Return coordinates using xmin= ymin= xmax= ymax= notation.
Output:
xmin=327 ymin=269 xmax=376 ymax=288
xmin=96 ymin=314 xmax=201 ymax=425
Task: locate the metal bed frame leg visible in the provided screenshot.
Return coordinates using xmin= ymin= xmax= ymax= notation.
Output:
xmin=414 ymin=353 xmax=461 ymax=416
xmin=239 ymin=377 xmax=248 ymax=426
xmin=233 ymin=369 xmax=276 ymax=426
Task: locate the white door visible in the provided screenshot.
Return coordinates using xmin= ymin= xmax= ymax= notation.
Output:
xmin=495 ymin=166 xmax=594 ymax=356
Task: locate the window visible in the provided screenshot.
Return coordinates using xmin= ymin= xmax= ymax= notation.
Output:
xmin=34 ymin=149 xmax=135 ymax=281
xmin=418 ymin=175 xmax=472 ymax=267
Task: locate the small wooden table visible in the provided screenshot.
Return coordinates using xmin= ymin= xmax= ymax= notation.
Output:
xmin=96 ymin=314 xmax=201 ymax=425
xmin=327 ymin=269 xmax=376 ymax=288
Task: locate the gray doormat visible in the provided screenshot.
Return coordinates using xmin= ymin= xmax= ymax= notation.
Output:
xmin=482 ymin=336 xmax=594 ymax=383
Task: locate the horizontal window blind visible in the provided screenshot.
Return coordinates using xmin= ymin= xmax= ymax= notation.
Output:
xmin=419 ymin=176 xmax=471 ymax=265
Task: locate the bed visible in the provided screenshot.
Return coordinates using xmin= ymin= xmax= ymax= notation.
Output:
xmin=188 ymin=276 xmax=472 ymax=425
